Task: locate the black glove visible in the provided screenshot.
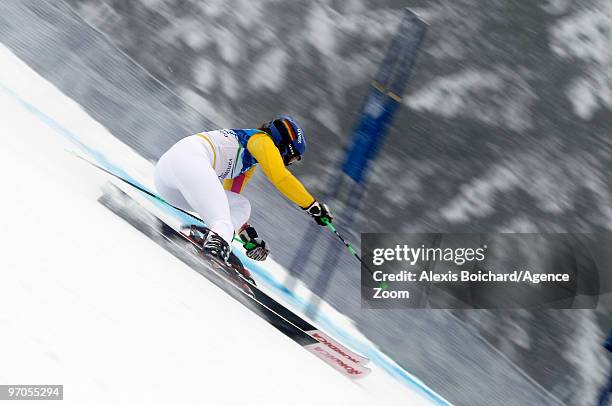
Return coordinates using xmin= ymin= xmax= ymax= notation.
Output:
xmin=239 ymin=224 xmax=269 ymax=261
xmin=303 ymin=200 xmax=333 ymax=226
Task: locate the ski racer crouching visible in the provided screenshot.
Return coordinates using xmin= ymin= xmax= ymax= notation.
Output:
xmin=154 ymin=116 xmax=333 ymax=263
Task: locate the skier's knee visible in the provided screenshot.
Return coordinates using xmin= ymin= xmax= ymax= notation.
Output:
xmin=208 ymin=219 xmax=235 ymax=245
xmin=228 ymin=192 xmax=252 ymax=220
xmin=236 ymin=197 xmax=251 ymax=217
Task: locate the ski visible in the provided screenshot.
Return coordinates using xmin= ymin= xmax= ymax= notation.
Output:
xmin=177 ymin=227 xmax=370 ymax=366
xmin=99 ymin=183 xmax=371 ymax=379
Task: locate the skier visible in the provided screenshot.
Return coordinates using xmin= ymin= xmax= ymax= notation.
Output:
xmin=154 ymin=115 xmax=333 ymax=263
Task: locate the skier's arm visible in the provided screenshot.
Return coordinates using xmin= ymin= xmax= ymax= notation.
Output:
xmin=224 ymin=166 xmax=256 ymax=194
xmin=246 ymin=133 xmax=315 ymax=208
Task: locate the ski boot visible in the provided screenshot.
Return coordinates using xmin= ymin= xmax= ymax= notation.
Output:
xmin=188 ymin=225 xmax=208 ymax=246
xmin=202 ymin=231 xmax=231 ymax=265
xmin=189 ymin=226 xmax=254 ymax=296
xmin=187 ymin=225 xmax=230 ymax=264
xmin=189 ymin=225 xmax=255 ymax=284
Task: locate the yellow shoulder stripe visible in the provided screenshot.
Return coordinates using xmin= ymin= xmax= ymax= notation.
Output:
xmin=196 ymin=133 xmax=216 ymax=169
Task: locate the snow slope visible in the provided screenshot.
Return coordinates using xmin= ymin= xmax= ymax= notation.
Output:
xmin=0 ymin=44 xmax=447 ymax=405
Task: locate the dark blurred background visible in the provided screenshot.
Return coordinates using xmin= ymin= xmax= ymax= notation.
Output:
xmin=1 ymin=0 xmax=611 ymax=404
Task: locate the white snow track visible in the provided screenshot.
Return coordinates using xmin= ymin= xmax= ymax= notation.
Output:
xmin=0 ymin=44 xmax=448 ymax=406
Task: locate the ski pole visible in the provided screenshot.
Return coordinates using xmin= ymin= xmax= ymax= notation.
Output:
xmin=69 ymin=151 xmax=246 ymax=244
xmin=322 ymin=218 xmax=374 ymax=274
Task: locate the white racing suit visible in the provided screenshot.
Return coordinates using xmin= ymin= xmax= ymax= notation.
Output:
xmin=154 ymin=132 xmax=251 ymax=245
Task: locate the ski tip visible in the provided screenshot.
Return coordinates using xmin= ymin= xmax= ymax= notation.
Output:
xmin=307 ymin=330 xmax=370 ymax=365
xmin=306 ymin=343 xmax=372 ymax=379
